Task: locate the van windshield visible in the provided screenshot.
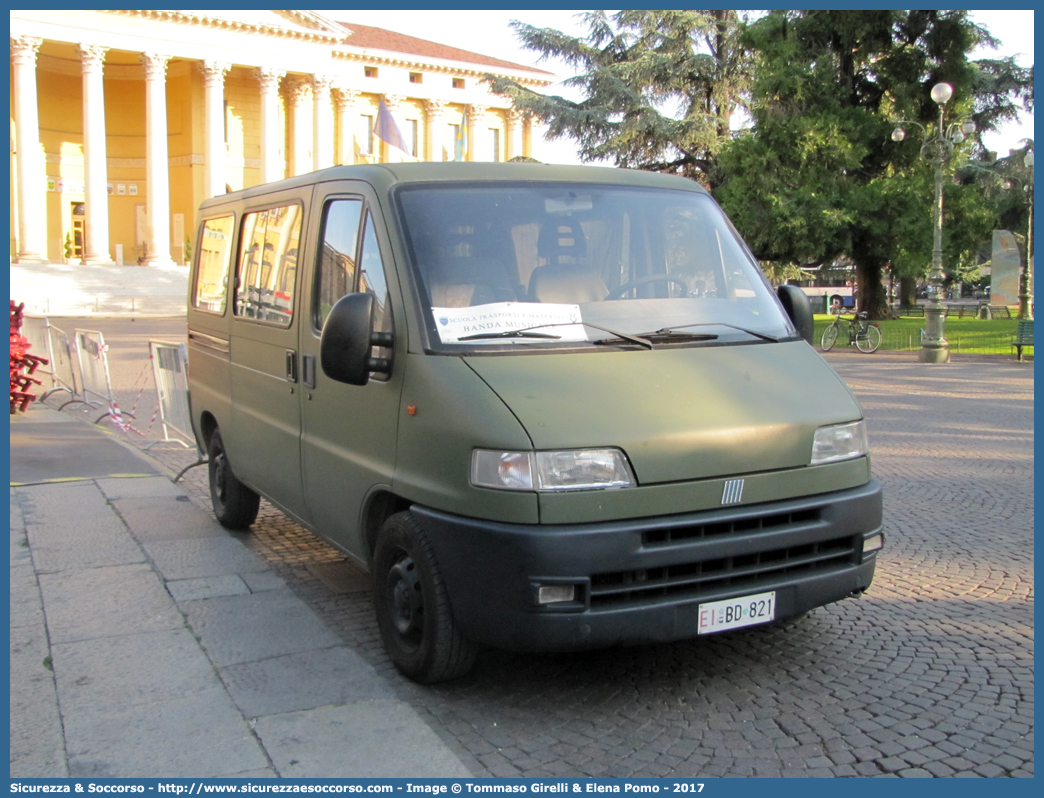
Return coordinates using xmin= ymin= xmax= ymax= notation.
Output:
xmin=396 ymin=183 xmax=793 ymax=349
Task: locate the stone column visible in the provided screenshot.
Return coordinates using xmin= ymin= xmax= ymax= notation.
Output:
xmin=77 ymin=45 xmax=114 ymax=264
xmin=334 ymin=88 xmax=360 ymax=164
xmin=286 ymin=78 xmax=312 ymax=176
xmin=11 ymin=36 xmax=47 ymax=262
xmin=466 ymin=104 xmax=488 ymax=162
xmin=257 ymin=67 xmax=285 ymax=183
xmin=424 ymin=99 xmax=446 ymax=162
xmin=201 ymin=60 xmax=230 ymax=199
xmin=506 ymin=107 xmax=524 ymax=161
xmin=312 ymin=74 xmax=334 ymax=171
xmin=140 ymin=52 xmax=175 ymax=266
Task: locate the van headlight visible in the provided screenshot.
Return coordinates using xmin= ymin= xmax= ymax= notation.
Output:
xmin=811 ymin=420 xmax=868 ymax=465
xmin=471 ymin=448 xmax=636 ymax=492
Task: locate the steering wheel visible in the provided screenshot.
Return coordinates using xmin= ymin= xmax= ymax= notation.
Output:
xmin=606 ymin=274 xmax=689 ymax=300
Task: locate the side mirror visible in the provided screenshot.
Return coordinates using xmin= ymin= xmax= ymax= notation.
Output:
xmin=320 ymin=293 xmax=393 ymax=386
xmin=777 ymin=284 xmax=814 ymax=345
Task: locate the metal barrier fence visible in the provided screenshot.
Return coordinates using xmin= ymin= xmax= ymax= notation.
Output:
xmin=20 ymin=316 xmax=79 ymax=399
xmin=876 ymin=328 xmax=1024 ymax=354
xmin=19 ymin=316 xmax=54 ymax=387
xmin=147 ymin=341 xmax=196 ymax=451
xmin=66 ymin=328 xmax=117 ymax=422
xmin=47 ymin=324 xmax=79 ymax=398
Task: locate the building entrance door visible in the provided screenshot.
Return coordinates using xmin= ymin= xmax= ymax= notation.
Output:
xmin=71 ymin=202 xmax=85 ymax=259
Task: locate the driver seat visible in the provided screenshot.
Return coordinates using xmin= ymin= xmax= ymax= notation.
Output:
xmin=528 ymin=219 xmax=608 ymax=303
xmin=428 ymin=228 xmax=518 ymax=308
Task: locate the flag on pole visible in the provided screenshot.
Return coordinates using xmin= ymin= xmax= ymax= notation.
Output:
xmin=454 ymin=109 xmax=468 ymax=161
xmin=374 ymin=100 xmax=409 ymax=155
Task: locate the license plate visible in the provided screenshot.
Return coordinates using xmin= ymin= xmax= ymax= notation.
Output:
xmin=698 ymin=591 xmax=776 ymax=634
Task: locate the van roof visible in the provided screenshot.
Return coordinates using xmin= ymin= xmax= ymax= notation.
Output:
xmin=200 ymin=162 xmax=707 ymax=209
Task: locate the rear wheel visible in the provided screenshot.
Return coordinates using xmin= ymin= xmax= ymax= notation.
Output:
xmin=373 ymin=511 xmax=478 ymax=683
xmin=207 ymin=429 xmax=260 ymax=529
xmin=856 ymin=324 xmax=882 ymax=353
xmin=821 ymin=324 xmax=839 ymax=351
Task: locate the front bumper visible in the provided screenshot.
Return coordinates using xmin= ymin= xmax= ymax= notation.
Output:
xmin=414 ymin=478 xmax=883 ymax=651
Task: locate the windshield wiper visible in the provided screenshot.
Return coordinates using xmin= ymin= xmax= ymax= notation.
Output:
xmin=581 ymin=323 xmax=653 ymax=349
xmin=459 ymin=329 xmax=562 ymax=341
xmin=642 ymin=331 xmax=718 ymax=342
xmin=460 ymin=322 xmax=653 ymax=349
xmin=649 ymin=323 xmax=779 ymax=343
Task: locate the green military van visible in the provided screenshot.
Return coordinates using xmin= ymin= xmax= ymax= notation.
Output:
xmin=187 ymin=163 xmax=883 ymax=683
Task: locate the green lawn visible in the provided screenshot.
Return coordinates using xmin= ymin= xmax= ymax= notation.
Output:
xmin=811 ymin=315 xmax=1031 ymax=355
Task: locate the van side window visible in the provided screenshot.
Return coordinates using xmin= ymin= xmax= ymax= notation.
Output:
xmin=235 ymin=203 xmax=303 ymax=326
xmin=359 ymin=213 xmax=388 ymax=319
xmin=359 ymin=212 xmax=393 ymax=381
xmin=192 ymin=214 xmax=235 ymax=313
xmin=315 ymin=198 xmax=364 ymax=328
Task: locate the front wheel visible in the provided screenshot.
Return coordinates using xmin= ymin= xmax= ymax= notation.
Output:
xmin=856 ymin=324 xmax=882 ymax=353
xmin=207 ymin=429 xmax=260 ymax=529
xmin=373 ymin=511 xmax=478 ymax=683
xmin=821 ymin=324 xmax=840 ymax=351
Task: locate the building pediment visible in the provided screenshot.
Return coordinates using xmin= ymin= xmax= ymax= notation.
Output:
xmin=108 ymin=10 xmax=353 ymax=44
xmin=273 ymin=10 xmax=354 ymax=38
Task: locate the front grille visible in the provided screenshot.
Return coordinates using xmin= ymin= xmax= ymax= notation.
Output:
xmin=642 ymin=507 xmax=821 ymax=546
xmin=589 ymin=535 xmax=856 ymax=607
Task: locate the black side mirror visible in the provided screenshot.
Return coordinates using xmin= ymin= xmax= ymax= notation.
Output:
xmin=777 ymin=284 xmax=814 ymax=345
xmin=320 ymin=293 xmax=393 ymax=386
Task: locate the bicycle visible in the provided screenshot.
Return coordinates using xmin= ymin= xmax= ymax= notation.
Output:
xmin=821 ymin=309 xmax=882 ymax=353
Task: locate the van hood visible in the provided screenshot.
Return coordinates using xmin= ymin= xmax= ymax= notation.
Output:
xmin=464 ymin=342 xmax=862 ymax=485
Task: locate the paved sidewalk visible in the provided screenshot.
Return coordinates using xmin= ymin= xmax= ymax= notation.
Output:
xmin=10 ymin=403 xmax=471 ymax=778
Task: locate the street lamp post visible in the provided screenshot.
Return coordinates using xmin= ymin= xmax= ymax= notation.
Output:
xmin=1019 ymin=149 xmax=1033 ymax=320
xmin=892 ymin=82 xmax=975 ymax=364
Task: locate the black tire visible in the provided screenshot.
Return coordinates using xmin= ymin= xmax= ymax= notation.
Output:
xmin=373 ymin=511 xmax=478 ymax=683
xmin=821 ymin=324 xmax=839 ymax=351
xmin=856 ymin=324 xmax=882 ymax=353
xmin=207 ymin=429 xmax=260 ymax=529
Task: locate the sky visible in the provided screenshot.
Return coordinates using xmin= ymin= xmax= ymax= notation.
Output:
xmin=331 ymin=9 xmax=1034 ymax=165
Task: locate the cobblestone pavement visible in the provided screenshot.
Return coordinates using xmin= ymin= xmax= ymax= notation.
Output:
xmin=38 ymin=319 xmax=1034 ymax=778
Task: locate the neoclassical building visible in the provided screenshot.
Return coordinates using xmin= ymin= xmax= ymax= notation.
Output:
xmin=9 ymin=10 xmax=552 ymax=266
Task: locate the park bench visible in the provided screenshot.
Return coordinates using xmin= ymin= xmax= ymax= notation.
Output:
xmin=1011 ymin=319 xmax=1034 ymax=361
xmin=942 ymin=305 xmax=986 ymax=318
xmin=896 ymin=306 xmax=924 ymax=317
xmin=989 ymin=305 xmax=1013 ymax=319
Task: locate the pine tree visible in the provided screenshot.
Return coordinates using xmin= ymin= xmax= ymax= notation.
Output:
xmin=486 ymin=10 xmax=751 ymax=188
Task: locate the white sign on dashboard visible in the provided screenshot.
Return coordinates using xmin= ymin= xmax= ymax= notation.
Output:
xmin=432 ymin=302 xmax=589 ymax=343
